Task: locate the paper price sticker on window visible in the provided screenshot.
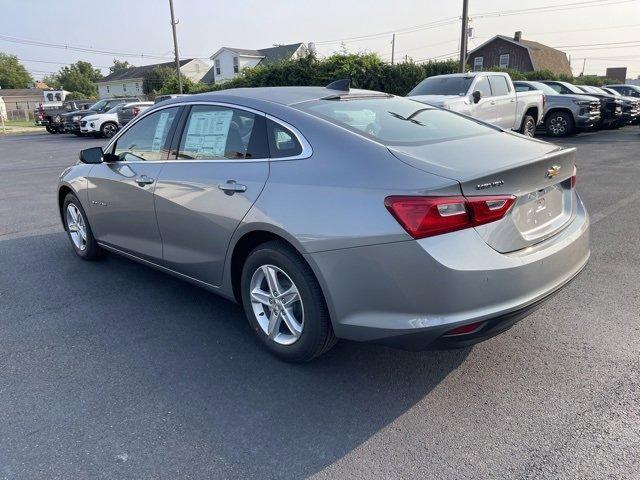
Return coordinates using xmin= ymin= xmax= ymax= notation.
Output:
xmin=183 ymin=110 xmax=234 ymax=159
xmin=151 ymin=111 xmax=173 ymax=152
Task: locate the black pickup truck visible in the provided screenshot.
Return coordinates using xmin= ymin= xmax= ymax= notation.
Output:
xmin=35 ymin=100 xmax=94 ymax=134
xmin=61 ymin=97 xmax=140 ymax=135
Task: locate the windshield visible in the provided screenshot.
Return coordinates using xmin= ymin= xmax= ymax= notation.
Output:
xmin=106 ymin=104 xmax=125 ymax=113
xmin=528 ymin=82 xmax=560 ymax=96
xmin=89 ymin=99 xmax=109 ymax=111
xmin=296 ymin=96 xmax=496 ymax=146
xmin=603 ymin=88 xmax=620 ymax=96
xmin=408 ymin=76 xmax=474 ymax=96
xmin=590 ymin=86 xmax=608 ymax=95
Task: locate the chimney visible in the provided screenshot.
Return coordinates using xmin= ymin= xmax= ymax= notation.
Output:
xmin=514 ymin=31 xmax=522 ymax=42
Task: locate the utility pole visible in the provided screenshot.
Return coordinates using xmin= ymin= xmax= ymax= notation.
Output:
xmin=169 ymin=0 xmax=183 ymax=94
xmin=391 ymin=34 xmax=396 ymax=65
xmin=459 ymin=0 xmax=469 ymax=73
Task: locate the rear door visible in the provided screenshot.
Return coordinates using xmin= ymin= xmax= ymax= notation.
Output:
xmin=488 ymin=75 xmax=516 ymax=129
xmin=153 ymin=103 xmax=270 ymax=286
xmin=87 ymin=106 xmax=181 ymax=261
xmin=470 ymin=75 xmax=496 ymax=124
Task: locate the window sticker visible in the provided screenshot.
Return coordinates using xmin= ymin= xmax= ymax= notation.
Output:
xmin=151 ymin=111 xmax=172 ymax=152
xmin=183 ymin=110 xmax=234 ymax=158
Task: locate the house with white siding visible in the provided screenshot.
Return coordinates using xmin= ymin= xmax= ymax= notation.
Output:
xmin=96 ymin=58 xmax=211 ymax=99
xmin=207 ymin=43 xmax=308 ymax=83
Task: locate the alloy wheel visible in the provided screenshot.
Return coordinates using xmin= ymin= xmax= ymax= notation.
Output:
xmin=103 ymin=123 xmax=117 ymax=138
xmin=549 ymin=115 xmax=567 ymax=136
xmin=66 ymin=203 xmax=87 ymax=251
xmin=524 ymin=118 xmax=536 ymax=137
xmin=249 ymin=264 xmax=304 ymax=345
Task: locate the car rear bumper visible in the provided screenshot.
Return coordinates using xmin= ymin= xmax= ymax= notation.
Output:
xmin=307 ymin=193 xmax=590 ymax=349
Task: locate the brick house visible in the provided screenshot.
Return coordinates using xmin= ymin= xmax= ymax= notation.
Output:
xmin=467 ymin=31 xmax=572 ymax=77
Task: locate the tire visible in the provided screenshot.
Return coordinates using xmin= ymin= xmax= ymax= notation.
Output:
xmin=100 ymin=122 xmax=118 ymax=138
xmin=62 ymin=193 xmax=103 ymax=260
xmin=74 ymin=131 xmax=85 ymax=137
xmin=545 ymin=111 xmax=575 ymax=137
xmin=240 ymin=240 xmax=336 ymax=362
xmin=45 ymin=125 xmax=57 ymax=134
xmin=520 ymin=114 xmax=536 ymax=137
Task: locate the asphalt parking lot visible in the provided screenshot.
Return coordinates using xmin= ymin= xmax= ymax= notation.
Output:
xmin=1 ymin=128 xmax=639 ymax=480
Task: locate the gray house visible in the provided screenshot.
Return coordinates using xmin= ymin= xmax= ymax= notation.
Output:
xmin=467 ymin=32 xmax=572 ymax=77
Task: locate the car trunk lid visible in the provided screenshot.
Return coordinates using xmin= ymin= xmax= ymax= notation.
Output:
xmin=388 ymin=131 xmax=576 ymax=252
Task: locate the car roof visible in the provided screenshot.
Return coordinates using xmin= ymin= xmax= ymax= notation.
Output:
xmin=162 ymin=86 xmax=389 ymax=107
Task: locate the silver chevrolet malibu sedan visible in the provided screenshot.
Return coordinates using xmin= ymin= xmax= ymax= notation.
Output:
xmin=57 ymin=82 xmax=590 ymax=362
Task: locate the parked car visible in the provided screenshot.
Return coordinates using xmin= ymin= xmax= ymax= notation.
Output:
xmin=599 ymin=87 xmax=640 ymax=124
xmin=58 ymin=83 xmax=590 ymax=362
xmin=604 ymin=84 xmax=640 ymax=98
xmin=117 ymin=102 xmax=154 ymax=126
xmin=80 ymin=102 xmax=154 ymax=138
xmin=513 ymin=81 xmax=600 ymax=137
xmin=35 ymin=100 xmax=93 ymax=134
xmin=541 ymin=81 xmax=623 ymax=129
xmin=154 ymin=94 xmax=190 ymax=104
xmin=575 ymin=85 xmax=639 ymax=126
xmin=62 ymin=97 xmax=140 ymax=136
xmin=408 ymin=72 xmax=544 ymax=137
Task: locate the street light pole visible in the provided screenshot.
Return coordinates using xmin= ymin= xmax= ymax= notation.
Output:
xmin=391 ymin=34 xmax=396 ymax=65
xmin=459 ymin=0 xmax=469 ymax=73
xmin=169 ymin=0 xmax=183 ymax=94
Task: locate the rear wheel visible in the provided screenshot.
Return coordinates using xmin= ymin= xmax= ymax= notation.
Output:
xmin=520 ymin=114 xmax=536 ymax=137
xmin=63 ymin=193 xmax=103 ymax=260
xmin=545 ymin=111 xmax=575 ymax=137
xmin=100 ymin=122 xmax=118 ymax=138
xmin=240 ymin=241 xmax=336 ymax=362
xmin=45 ymin=125 xmax=57 ymax=134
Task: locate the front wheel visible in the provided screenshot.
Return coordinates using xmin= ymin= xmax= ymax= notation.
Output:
xmin=545 ymin=112 xmax=575 ymax=137
xmin=100 ymin=122 xmax=118 ymax=138
xmin=240 ymin=241 xmax=336 ymax=362
xmin=520 ymin=114 xmax=536 ymax=137
xmin=63 ymin=193 xmax=103 ymax=260
xmin=45 ymin=125 xmax=58 ymax=134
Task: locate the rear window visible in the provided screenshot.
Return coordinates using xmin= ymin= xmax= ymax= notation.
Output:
xmin=296 ymin=97 xmax=496 ymax=146
xmin=409 ymin=76 xmax=473 ymax=96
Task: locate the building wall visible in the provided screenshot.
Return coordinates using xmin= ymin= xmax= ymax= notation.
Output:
xmin=180 ymin=59 xmax=211 ymax=83
xmin=98 ymin=80 xmax=144 ymax=99
xmin=212 ymin=50 xmax=262 ymax=83
xmin=468 ymin=38 xmax=533 ymax=72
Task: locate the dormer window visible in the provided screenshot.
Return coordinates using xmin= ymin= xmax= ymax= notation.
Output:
xmin=233 ymin=56 xmax=239 ymax=74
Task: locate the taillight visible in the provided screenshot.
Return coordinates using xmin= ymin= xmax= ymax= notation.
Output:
xmin=571 ymin=165 xmax=577 ymax=188
xmin=385 ymin=194 xmax=516 ymax=239
xmin=132 ymin=107 xmax=140 ymax=116
xmin=443 ymin=320 xmax=486 ymax=337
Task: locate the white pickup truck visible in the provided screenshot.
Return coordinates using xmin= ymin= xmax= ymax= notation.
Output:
xmin=408 ymin=72 xmax=544 ymax=137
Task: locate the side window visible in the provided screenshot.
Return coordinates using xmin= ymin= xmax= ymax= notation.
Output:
xmin=514 ymin=84 xmax=530 ymax=92
xmin=474 ymin=76 xmax=492 ymax=98
xmin=113 ymin=107 xmax=179 ymax=161
xmin=489 ymin=75 xmax=510 ymax=96
xmin=546 ymin=83 xmax=562 ymax=94
xmin=267 ymin=119 xmax=303 ymax=158
xmin=177 ymin=105 xmax=268 ymax=160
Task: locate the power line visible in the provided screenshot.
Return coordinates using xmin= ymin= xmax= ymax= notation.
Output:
xmin=472 ymin=0 xmax=635 ymax=18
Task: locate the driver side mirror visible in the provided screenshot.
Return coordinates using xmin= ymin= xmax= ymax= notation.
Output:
xmin=472 ymin=90 xmax=482 ymax=104
xmin=79 ymin=147 xmax=120 ymax=164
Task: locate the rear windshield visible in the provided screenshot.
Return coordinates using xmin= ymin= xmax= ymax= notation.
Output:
xmin=296 ymin=97 xmax=496 ymax=146
xmin=408 ymin=76 xmax=473 ymax=96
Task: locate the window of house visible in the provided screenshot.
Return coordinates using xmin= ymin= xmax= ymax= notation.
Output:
xmin=106 ymin=85 xmax=110 ymax=93
xmin=195 ymin=63 xmax=200 ymax=73
xmin=113 ymin=107 xmax=179 ymax=161
xmin=233 ymin=56 xmax=239 ymax=74
xmin=176 ymin=105 xmax=268 ymax=160
xmin=135 ymin=83 xmax=139 ymax=91
xmin=123 ymin=84 xmax=127 ymax=92
xmin=499 ymin=54 xmax=510 ymax=68
xmin=215 ymin=58 xmax=221 ymax=75
xmin=473 ymin=56 xmax=483 ymax=71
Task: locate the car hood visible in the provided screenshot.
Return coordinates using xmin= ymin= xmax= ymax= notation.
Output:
xmin=408 ymin=94 xmax=467 ymax=108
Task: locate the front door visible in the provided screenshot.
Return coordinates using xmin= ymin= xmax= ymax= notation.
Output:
xmin=471 ymin=75 xmax=496 ymax=124
xmin=87 ymin=106 xmax=181 ymax=261
xmin=154 ymin=104 xmax=270 ymax=286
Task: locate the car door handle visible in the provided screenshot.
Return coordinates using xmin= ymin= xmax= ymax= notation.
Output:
xmin=218 ymin=180 xmax=247 ymax=194
xmin=490 ymin=100 xmax=496 ymax=105
xmin=135 ymin=175 xmax=155 ymax=186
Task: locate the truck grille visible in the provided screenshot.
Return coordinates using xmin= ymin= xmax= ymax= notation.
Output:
xmin=80 ymin=121 xmax=87 ymax=127
xmin=589 ymin=101 xmax=600 ymax=116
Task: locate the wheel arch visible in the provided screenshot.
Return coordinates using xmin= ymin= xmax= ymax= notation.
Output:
xmin=58 ymin=184 xmax=75 ymax=230
xmin=523 ymin=106 xmax=539 ymax=126
xmin=543 ymin=107 xmax=573 ymax=122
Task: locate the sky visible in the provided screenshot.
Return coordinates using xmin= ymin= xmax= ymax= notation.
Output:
xmin=2 ymin=0 xmax=640 ymax=80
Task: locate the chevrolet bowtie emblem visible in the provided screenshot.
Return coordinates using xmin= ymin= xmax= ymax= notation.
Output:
xmin=546 ymin=165 xmax=561 ymax=179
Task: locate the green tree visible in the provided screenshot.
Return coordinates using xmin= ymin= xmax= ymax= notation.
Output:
xmin=0 ymin=53 xmax=33 ymax=89
xmin=56 ymin=61 xmax=103 ymax=97
xmin=110 ymin=59 xmax=133 ymax=74
xmin=143 ymin=66 xmax=174 ymax=95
